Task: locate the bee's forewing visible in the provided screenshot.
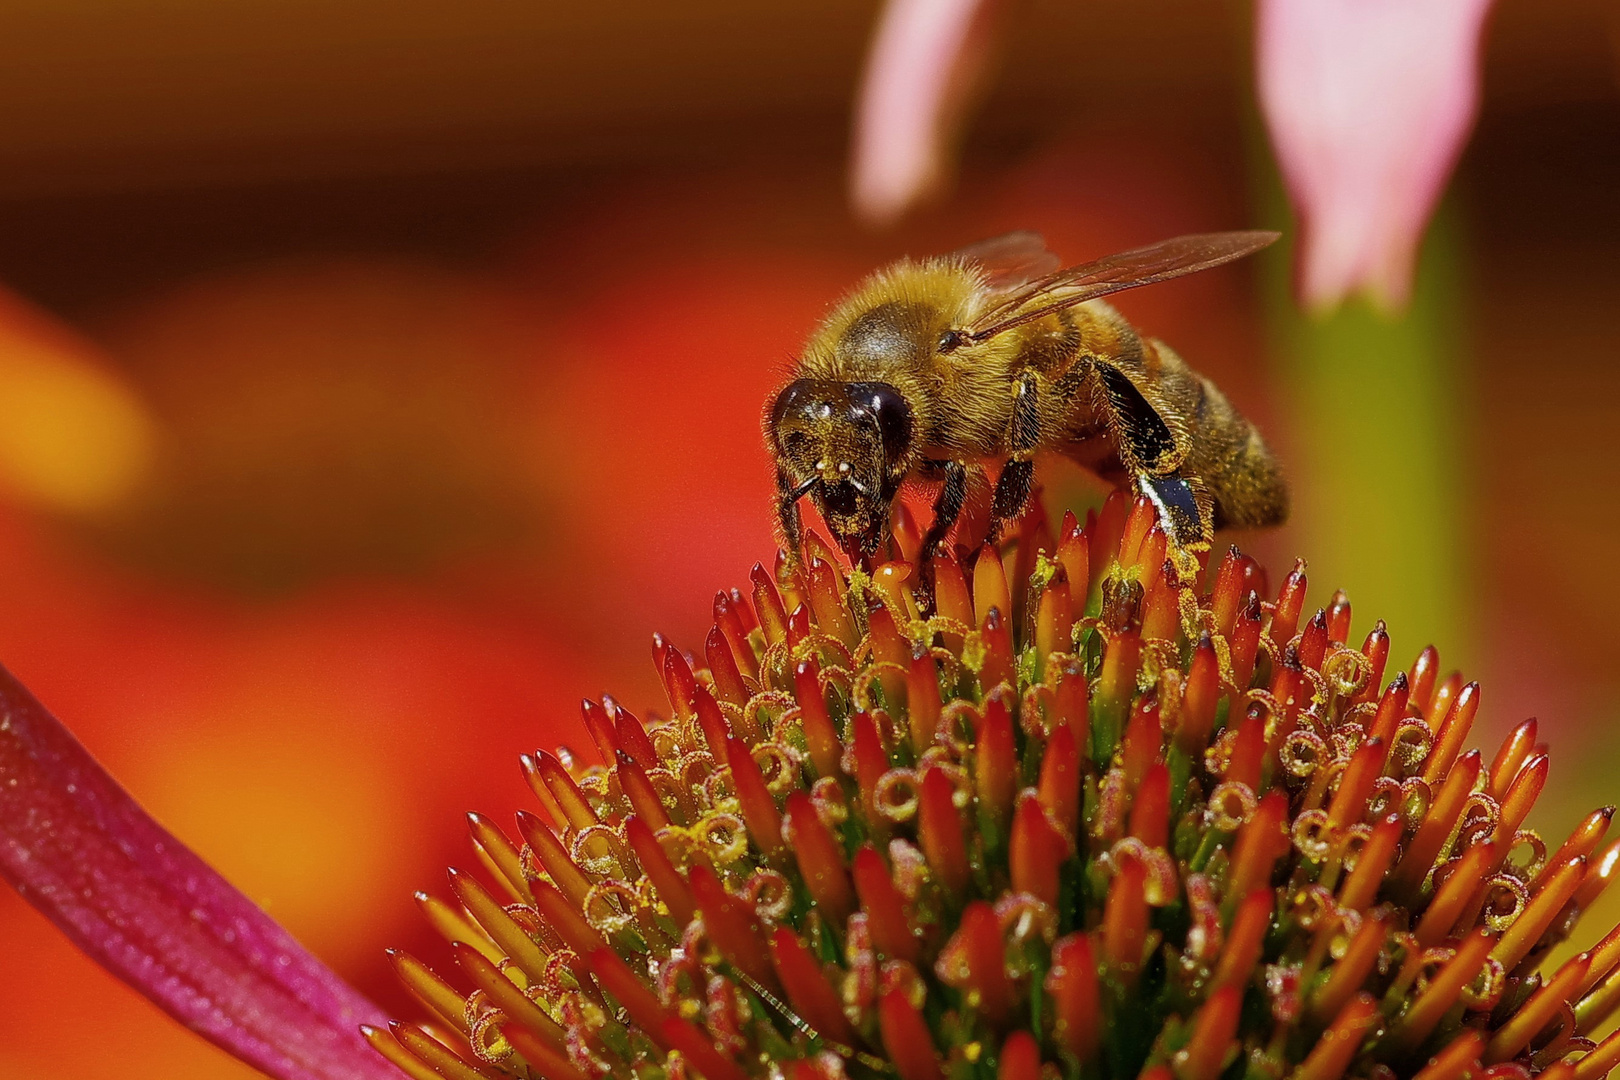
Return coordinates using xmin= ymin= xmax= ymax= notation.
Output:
xmin=967 ymin=230 xmax=1281 ymax=341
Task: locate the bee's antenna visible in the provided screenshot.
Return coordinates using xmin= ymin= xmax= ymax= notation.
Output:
xmin=789 ymin=476 xmax=818 ymax=502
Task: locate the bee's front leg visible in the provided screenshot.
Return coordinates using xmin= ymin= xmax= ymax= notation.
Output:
xmin=775 ymin=466 xmax=805 ymax=569
xmin=916 ymin=458 xmax=969 ymax=613
xmin=986 ymin=371 xmax=1041 ymax=545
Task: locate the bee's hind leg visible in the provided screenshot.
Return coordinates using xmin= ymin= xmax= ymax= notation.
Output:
xmin=1136 ymin=472 xmax=1202 ymax=545
xmin=1136 ymin=471 xmax=1212 ymax=580
xmin=986 ymin=371 xmax=1041 ymax=546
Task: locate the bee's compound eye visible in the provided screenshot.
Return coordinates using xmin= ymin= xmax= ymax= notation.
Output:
xmin=847 ymin=381 xmax=914 ymax=466
xmin=770 ymin=377 xmax=823 ymax=427
xmin=781 ymin=430 xmax=811 ymax=455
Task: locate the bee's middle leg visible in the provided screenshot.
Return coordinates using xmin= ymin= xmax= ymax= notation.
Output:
xmin=986 ymin=371 xmax=1040 ymax=545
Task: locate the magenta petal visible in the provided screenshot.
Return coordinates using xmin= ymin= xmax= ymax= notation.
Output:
xmin=1258 ymin=0 xmax=1493 ymax=311
xmin=849 ymin=0 xmax=1009 ymax=224
xmin=0 ymin=664 xmax=396 ymax=1080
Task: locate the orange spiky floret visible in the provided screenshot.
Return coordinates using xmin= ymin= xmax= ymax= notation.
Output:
xmin=376 ymin=490 xmax=1620 ymax=1080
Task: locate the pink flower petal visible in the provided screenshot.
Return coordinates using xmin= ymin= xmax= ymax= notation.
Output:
xmin=1258 ymin=0 xmax=1493 ymax=311
xmin=0 ymin=663 xmax=395 ymax=1080
xmin=850 ymin=0 xmax=1009 ymax=224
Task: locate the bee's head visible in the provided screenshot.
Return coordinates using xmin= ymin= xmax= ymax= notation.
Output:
xmin=768 ymin=378 xmax=914 ymax=560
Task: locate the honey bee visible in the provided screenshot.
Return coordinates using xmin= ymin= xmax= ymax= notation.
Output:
xmin=766 ymin=230 xmax=1288 ymax=577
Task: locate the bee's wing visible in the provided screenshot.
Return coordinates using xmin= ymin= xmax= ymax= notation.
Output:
xmin=947 ymin=231 xmax=1062 ymax=292
xmin=966 ymin=231 xmax=1279 ymax=341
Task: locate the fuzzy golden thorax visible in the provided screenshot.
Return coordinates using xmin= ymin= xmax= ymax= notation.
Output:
xmin=792 ymin=257 xmax=1028 ymax=455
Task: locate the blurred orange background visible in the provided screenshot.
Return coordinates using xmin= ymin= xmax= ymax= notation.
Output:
xmin=0 ymin=2 xmax=1618 ymax=1078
